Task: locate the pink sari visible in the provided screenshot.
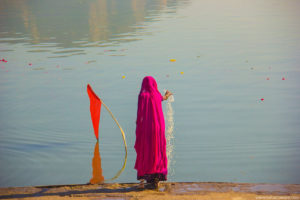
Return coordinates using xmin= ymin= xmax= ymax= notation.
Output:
xmin=134 ymin=76 xmax=168 ymax=182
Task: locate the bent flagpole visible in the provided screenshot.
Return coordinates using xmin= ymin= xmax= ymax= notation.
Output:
xmin=100 ymin=100 xmax=128 ymax=154
xmin=87 ymin=84 xmax=127 ymax=181
xmin=99 ymin=99 xmax=127 ymax=181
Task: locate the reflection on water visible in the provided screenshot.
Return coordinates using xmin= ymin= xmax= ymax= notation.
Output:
xmin=89 ymin=139 xmax=127 ymax=184
xmin=90 ymin=141 xmax=104 ymax=184
xmin=0 ymin=0 xmax=188 ymax=56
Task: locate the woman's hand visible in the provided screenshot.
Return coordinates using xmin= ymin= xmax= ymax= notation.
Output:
xmin=163 ymin=90 xmax=173 ymax=101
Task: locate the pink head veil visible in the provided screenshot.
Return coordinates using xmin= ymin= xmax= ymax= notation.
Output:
xmin=139 ymin=76 xmax=160 ymax=95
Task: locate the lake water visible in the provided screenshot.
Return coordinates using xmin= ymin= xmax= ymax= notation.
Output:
xmin=0 ymin=0 xmax=300 ymax=187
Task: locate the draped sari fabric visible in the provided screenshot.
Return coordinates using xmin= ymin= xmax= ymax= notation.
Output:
xmin=134 ymin=76 xmax=168 ymax=182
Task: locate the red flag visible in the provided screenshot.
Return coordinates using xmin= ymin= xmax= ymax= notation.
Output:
xmin=87 ymin=84 xmax=102 ymax=140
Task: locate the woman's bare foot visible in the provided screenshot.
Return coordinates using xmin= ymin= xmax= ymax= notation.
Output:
xmin=153 ymin=178 xmax=159 ymax=189
xmin=138 ymin=179 xmax=145 ymax=189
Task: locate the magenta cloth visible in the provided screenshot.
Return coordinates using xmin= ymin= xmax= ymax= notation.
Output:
xmin=134 ymin=76 xmax=168 ymax=180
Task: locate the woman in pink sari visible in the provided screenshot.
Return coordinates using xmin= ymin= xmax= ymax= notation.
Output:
xmin=134 ymin=76 xmax=173 ymax=188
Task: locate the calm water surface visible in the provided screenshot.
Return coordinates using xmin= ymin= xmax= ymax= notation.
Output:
xmin=0 ymin=0 xmax=300 ymax=187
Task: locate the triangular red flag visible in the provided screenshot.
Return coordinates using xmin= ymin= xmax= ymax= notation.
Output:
xmin=87 ymin=84 xmax=102 ymax=140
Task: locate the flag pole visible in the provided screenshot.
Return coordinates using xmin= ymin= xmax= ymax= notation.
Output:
xmin=100 ymin=99 xmax=128 ymax=181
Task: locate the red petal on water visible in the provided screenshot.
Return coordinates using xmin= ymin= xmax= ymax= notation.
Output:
xmin=266 ymin=77 xmax=270 ymax=80
xmin=261 ymin=98 xmax=264 ymax=101
xmin=29 ymin=63 xmax=32 ymax=66
xmin=282 ymin=77 xmax=285 ymax=80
